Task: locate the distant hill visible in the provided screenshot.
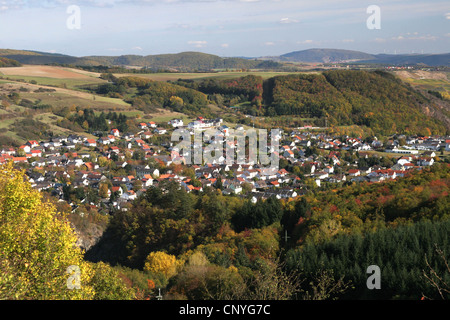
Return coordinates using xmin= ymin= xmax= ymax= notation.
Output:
xmin=0 ymin=49 xmax=280 ymax=71
xmin=280 ymin=48 xmax=376 ymax=63
xmin=0 ymin=49 xmax=88 ymax=66
xmin=360 ymin=53 xmax=450 ymax=66
xmin=279 ymin=48 xmax=450 ymax=66
xmin=1 ymin=48 xmax=448 ymax=69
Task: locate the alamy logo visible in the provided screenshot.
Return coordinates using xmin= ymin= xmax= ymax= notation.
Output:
xmin=171 ymin=128 xmax=281 ymax=175
xmin=66 ymin=5 xmax=81 ymax=30
xmin=66 ymin=265 xmax=81 ymax=290
xmin=366 ymin=5 xmax=381 ymax=30
xmin=366 ymin=265 xmax=381 ymax=289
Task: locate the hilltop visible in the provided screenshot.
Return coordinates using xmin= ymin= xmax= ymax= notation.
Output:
xmin=280 ymin=48 xmax=376 ymax=63
xmin=278 ymin=49 xmax=450 ymax=66
xmin=1 ymin=48 xmax=449 ymax=72
xmin=0 ymin=49 xmax=280 ymax=72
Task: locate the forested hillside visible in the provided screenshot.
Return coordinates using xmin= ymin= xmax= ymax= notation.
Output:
xmin=91 ymin=70 xmax=449 ymax=136
xmin=0 ymin=50 xmax=280 ymax=71
xmin=96 ymin=75 xmax=209 ymax=115
xmin=84 ymin=163 xmax=450 ymax=300
xmin=0 ymin=57 xmax=21 ymax=67
xmin=262 ymin=70 xmax=448 ymax=135
xmin=172 ymin=75 xmax=264 ymax=108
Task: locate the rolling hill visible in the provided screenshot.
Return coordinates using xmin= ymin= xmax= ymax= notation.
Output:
xmin=0 ymin=49 xmax=278 ymax=71
xmin=2 ymin=48 xmax=448 ymax=71
xmin=280 ymin=48 xmax=376 ymax=63
xmin=262 ymin=70 xmax=449 ymax=135
xmin=278 ymin=49 xmax=450 ymax=66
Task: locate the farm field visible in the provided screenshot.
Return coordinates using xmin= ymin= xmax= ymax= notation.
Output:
xmin=0 ymin=65 xmax=105 ymax=90
xmin=0 ymin=79 xmax=131 ymax=110
xmin=394 ymin=70 xmax=450 ymax=93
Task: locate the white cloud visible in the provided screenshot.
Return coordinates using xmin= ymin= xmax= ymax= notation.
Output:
xmin=392 ymin=33 xmax=438 ymax=41
xmin=279 ymin=17 xmax=299 ymax=24
xmin=297 ymin=39 xmax=314 ymax=44
xmin=264 ymin=41 xmax=275 ymax=46
xmin=188 ymin=40 xmax=207 ymax=48
xmin=221 ymin=43 xmax=229 ymax=48
xmin=445 ymin=12 xmax=450 ymax=19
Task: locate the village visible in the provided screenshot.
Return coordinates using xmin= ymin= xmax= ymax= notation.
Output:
xmin=1 ymin=116 xmax=449 ymax=216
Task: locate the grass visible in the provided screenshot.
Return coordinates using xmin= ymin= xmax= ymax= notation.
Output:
xmin=141 ymin=110 xmax=193 ymax=124
xmin=0 ymin=117 xmax=16 ymax=129
xmin=0 ymin=75 xmax=105 ymax=90
xmin=19 ymin=91 xmax=131 ymax=110
xmin=404 ymin=78 xmax=450 ymax=92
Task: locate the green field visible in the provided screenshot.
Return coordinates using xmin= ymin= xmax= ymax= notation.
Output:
xmin=18 ymin=91 xmax=131 ymax=110
xmin=403 ymin=78 xmax=450 ymax=92
xmin=394 ymin=71 xmax=450 ymax=93
xmin=0 ymin=75 xmax=105 ymax=90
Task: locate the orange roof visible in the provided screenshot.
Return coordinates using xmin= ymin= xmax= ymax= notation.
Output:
xmin=84 ymin=162 xmax=94 ymax=169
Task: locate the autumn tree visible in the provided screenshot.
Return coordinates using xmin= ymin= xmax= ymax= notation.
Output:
xmin=0 ymin=162 xmax=135 ymax=300
xmin=0 ymin=162 xmax=94 ymax=299
xmin=144 ymin=251 xmax=181 ymax=280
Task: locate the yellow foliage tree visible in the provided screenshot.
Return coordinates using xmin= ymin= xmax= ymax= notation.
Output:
xmin=0 ymin=162 xmax=95 ymax=299
xmin=144 ymin=251 xmax=181 ymax=279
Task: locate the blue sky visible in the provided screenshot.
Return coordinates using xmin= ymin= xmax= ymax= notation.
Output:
xmin=0 ymin=0 xmax=448 ymax=57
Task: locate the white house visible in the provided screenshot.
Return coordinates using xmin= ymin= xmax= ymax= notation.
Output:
xmin=84 ymin=139 xmax=97 ymax=147
xmin=418 ymin=157 xmax=434 ymax=166
xmin=348 ymin=169 xmax=361 ymax=176
xmin=97 ymin=137 xmax=111 ymax=145
xmin=168 ymin=119 xmax=184 ymax=128
xmin=154 ymin=128 xmax=167 ymax=135
xmin=19 ymin=145 xmax=31 ymax=154
xmin=110 ymin=129 xmax=120 ymax=137
xmin=397 ymin=156 xmax=413 ymax=166
xmin=121 ymin=190 xmax=137 ymax=201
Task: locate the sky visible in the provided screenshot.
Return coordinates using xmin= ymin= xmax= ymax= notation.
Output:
xmin=0 ymin=0 xmax=448 ymax=57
